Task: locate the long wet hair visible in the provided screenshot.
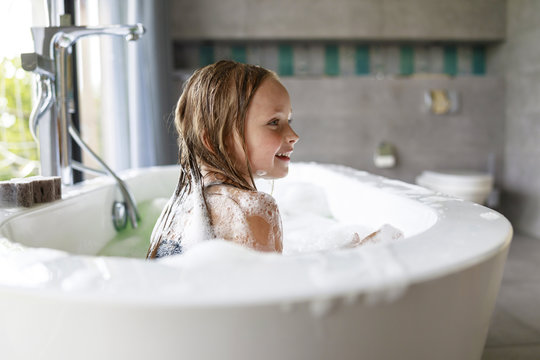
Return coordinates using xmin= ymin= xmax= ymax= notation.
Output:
xmin=175 ymin=60 xmax=276 ymax=198
xmin=147 ymin=61 xmax=276 ymax=259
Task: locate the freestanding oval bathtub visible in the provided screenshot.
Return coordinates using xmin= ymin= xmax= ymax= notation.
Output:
xmin=0 ymin=162 xmax=512 ymax=360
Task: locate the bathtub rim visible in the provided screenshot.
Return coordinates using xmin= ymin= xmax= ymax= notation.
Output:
xmin=0 ymin=237 xmax=511 ymax=309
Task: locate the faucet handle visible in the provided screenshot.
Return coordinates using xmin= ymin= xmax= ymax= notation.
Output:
xmin=126 ymin=23 xmax=145 ymax=41
xmin=21 ymin=53 xmax=55 ymax=79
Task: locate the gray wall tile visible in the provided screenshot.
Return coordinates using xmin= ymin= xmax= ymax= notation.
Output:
xmin=502 ymin=28 xmax=540 ymax=76
xmin=281 ymin=77 xmax=504 ymax=183
xmin=502 ymin=152 xmax=540 ymax=237
xmin=169 ymin=0 xmax=247 ymax=39
xmin=382 ymin=0 xmax=506 ymax=40
xmin=495 ymin=0 xmax=540 ymax=237
xmin=507 ymin=0 xmax=540 ymax=38
xmin=244 ymin=0 xmax=382 ymax=39
xmin=170 ymin=0 xmax=505 ymax=41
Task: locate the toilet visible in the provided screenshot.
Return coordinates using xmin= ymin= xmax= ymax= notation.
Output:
xmin=416 ymin=170 xmax=494 ymax=204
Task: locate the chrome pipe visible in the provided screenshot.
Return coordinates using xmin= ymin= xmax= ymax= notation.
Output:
xmin=71 ymin=161 xmax=107 ymax=177
xmin=68 ymin=121 xmax=140 ymax=229
xmin=28 ymin=75 xmax=54 ymax=143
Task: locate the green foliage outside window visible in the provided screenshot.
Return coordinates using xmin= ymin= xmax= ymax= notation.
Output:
xmin=0 ymin=56 xmax=39 ymax=180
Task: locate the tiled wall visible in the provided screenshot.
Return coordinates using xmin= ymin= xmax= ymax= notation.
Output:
xmin=490 ymin=0 xmax=540 ymax=238
xmin=279 ymin=76 xmax=504 ymax=184
xmin=174 ymin=42 xmax=486 ymax=77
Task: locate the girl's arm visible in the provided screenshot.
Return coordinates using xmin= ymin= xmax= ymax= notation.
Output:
xmin=244 ymin=193 xmax=283 ymax=252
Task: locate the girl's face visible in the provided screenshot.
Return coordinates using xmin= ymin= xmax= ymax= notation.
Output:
xmin=236 ymin=77 xmax=299 ymax=181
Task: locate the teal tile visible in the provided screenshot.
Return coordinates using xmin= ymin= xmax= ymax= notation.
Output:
xmin=443 ymin=45 xmax=458 ymax=76
xmin=278 ymin=44 xmax=294 ymax=76
xmin=400 ymin=46 xmax=414 ymax=75
xmin=325 ymin=45 xmax=339 ymax=76
xmin=472 ymin=46 xmax=486 ymax=75
xmin=457 ymin=46 xmax=473 ymax=75
xmin=199 ymin=44 xmax=214 ymax=66
xmin=355 ymin=45 xmax=370 ymax=75
xmin=231 ymin=45 xmax=247 ymax=63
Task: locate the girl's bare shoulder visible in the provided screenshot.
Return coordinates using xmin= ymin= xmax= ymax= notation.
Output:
xmin=205 ymin=185 xmax=282 ymax=252
xmin=206 ymin=185 xmax=279 ymax=216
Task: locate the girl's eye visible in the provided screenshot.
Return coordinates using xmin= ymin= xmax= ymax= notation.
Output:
xmin=268 ymin=119 xmax=279 ymax=126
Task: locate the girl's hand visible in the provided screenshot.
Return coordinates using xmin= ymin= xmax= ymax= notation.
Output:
xmin=345 ymin=224 xmax=404 ymax=248
xmin=345 ymin=231 xmax=380 ymax=248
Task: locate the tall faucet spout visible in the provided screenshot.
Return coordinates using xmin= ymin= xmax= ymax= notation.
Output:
xmin=53 ymin=23 xmax=145 ymax=50
xmin=30 ymin=23 xmax=145 ymax=59
xmin=51 ymin=23 xmax=145 ymax=186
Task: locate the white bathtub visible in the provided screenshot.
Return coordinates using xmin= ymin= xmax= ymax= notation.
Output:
xmin=0 ymin=162 xmax=512 ymax=360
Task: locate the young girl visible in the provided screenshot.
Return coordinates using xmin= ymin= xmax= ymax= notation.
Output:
xmin=147 ymin=60 xmax=298 ymax=258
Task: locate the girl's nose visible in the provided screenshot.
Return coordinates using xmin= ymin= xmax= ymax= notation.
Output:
xmin=287 ymin=126 xmax=299 ymax=144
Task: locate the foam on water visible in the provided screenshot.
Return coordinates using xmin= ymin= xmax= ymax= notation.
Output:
xmin=1 ymin=163 xmax=460 ymax=311
xmin=99 ymin=179 xmax=402 ymax=258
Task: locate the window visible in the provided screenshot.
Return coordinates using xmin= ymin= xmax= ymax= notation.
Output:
xmin=0 ymin=0 xmax=46 ymax=180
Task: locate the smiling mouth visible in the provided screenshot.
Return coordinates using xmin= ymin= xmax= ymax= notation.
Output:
xmin=275 ymin=151 xmax=292 ymax=161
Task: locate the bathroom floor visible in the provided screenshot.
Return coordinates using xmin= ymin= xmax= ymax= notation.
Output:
xmin=482 ymin=233 xmax=540 ymax=359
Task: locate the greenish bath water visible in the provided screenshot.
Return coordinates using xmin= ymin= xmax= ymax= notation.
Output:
xmin=97 ymin=198 xmax=168 ymax=258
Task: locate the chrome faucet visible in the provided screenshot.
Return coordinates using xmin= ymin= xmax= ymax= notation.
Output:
xmin=22 ymin=20 xmax=145 ymax=230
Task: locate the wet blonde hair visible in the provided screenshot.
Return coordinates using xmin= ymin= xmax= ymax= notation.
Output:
xmin=175 ymin=60 xmax=276 ymax=197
